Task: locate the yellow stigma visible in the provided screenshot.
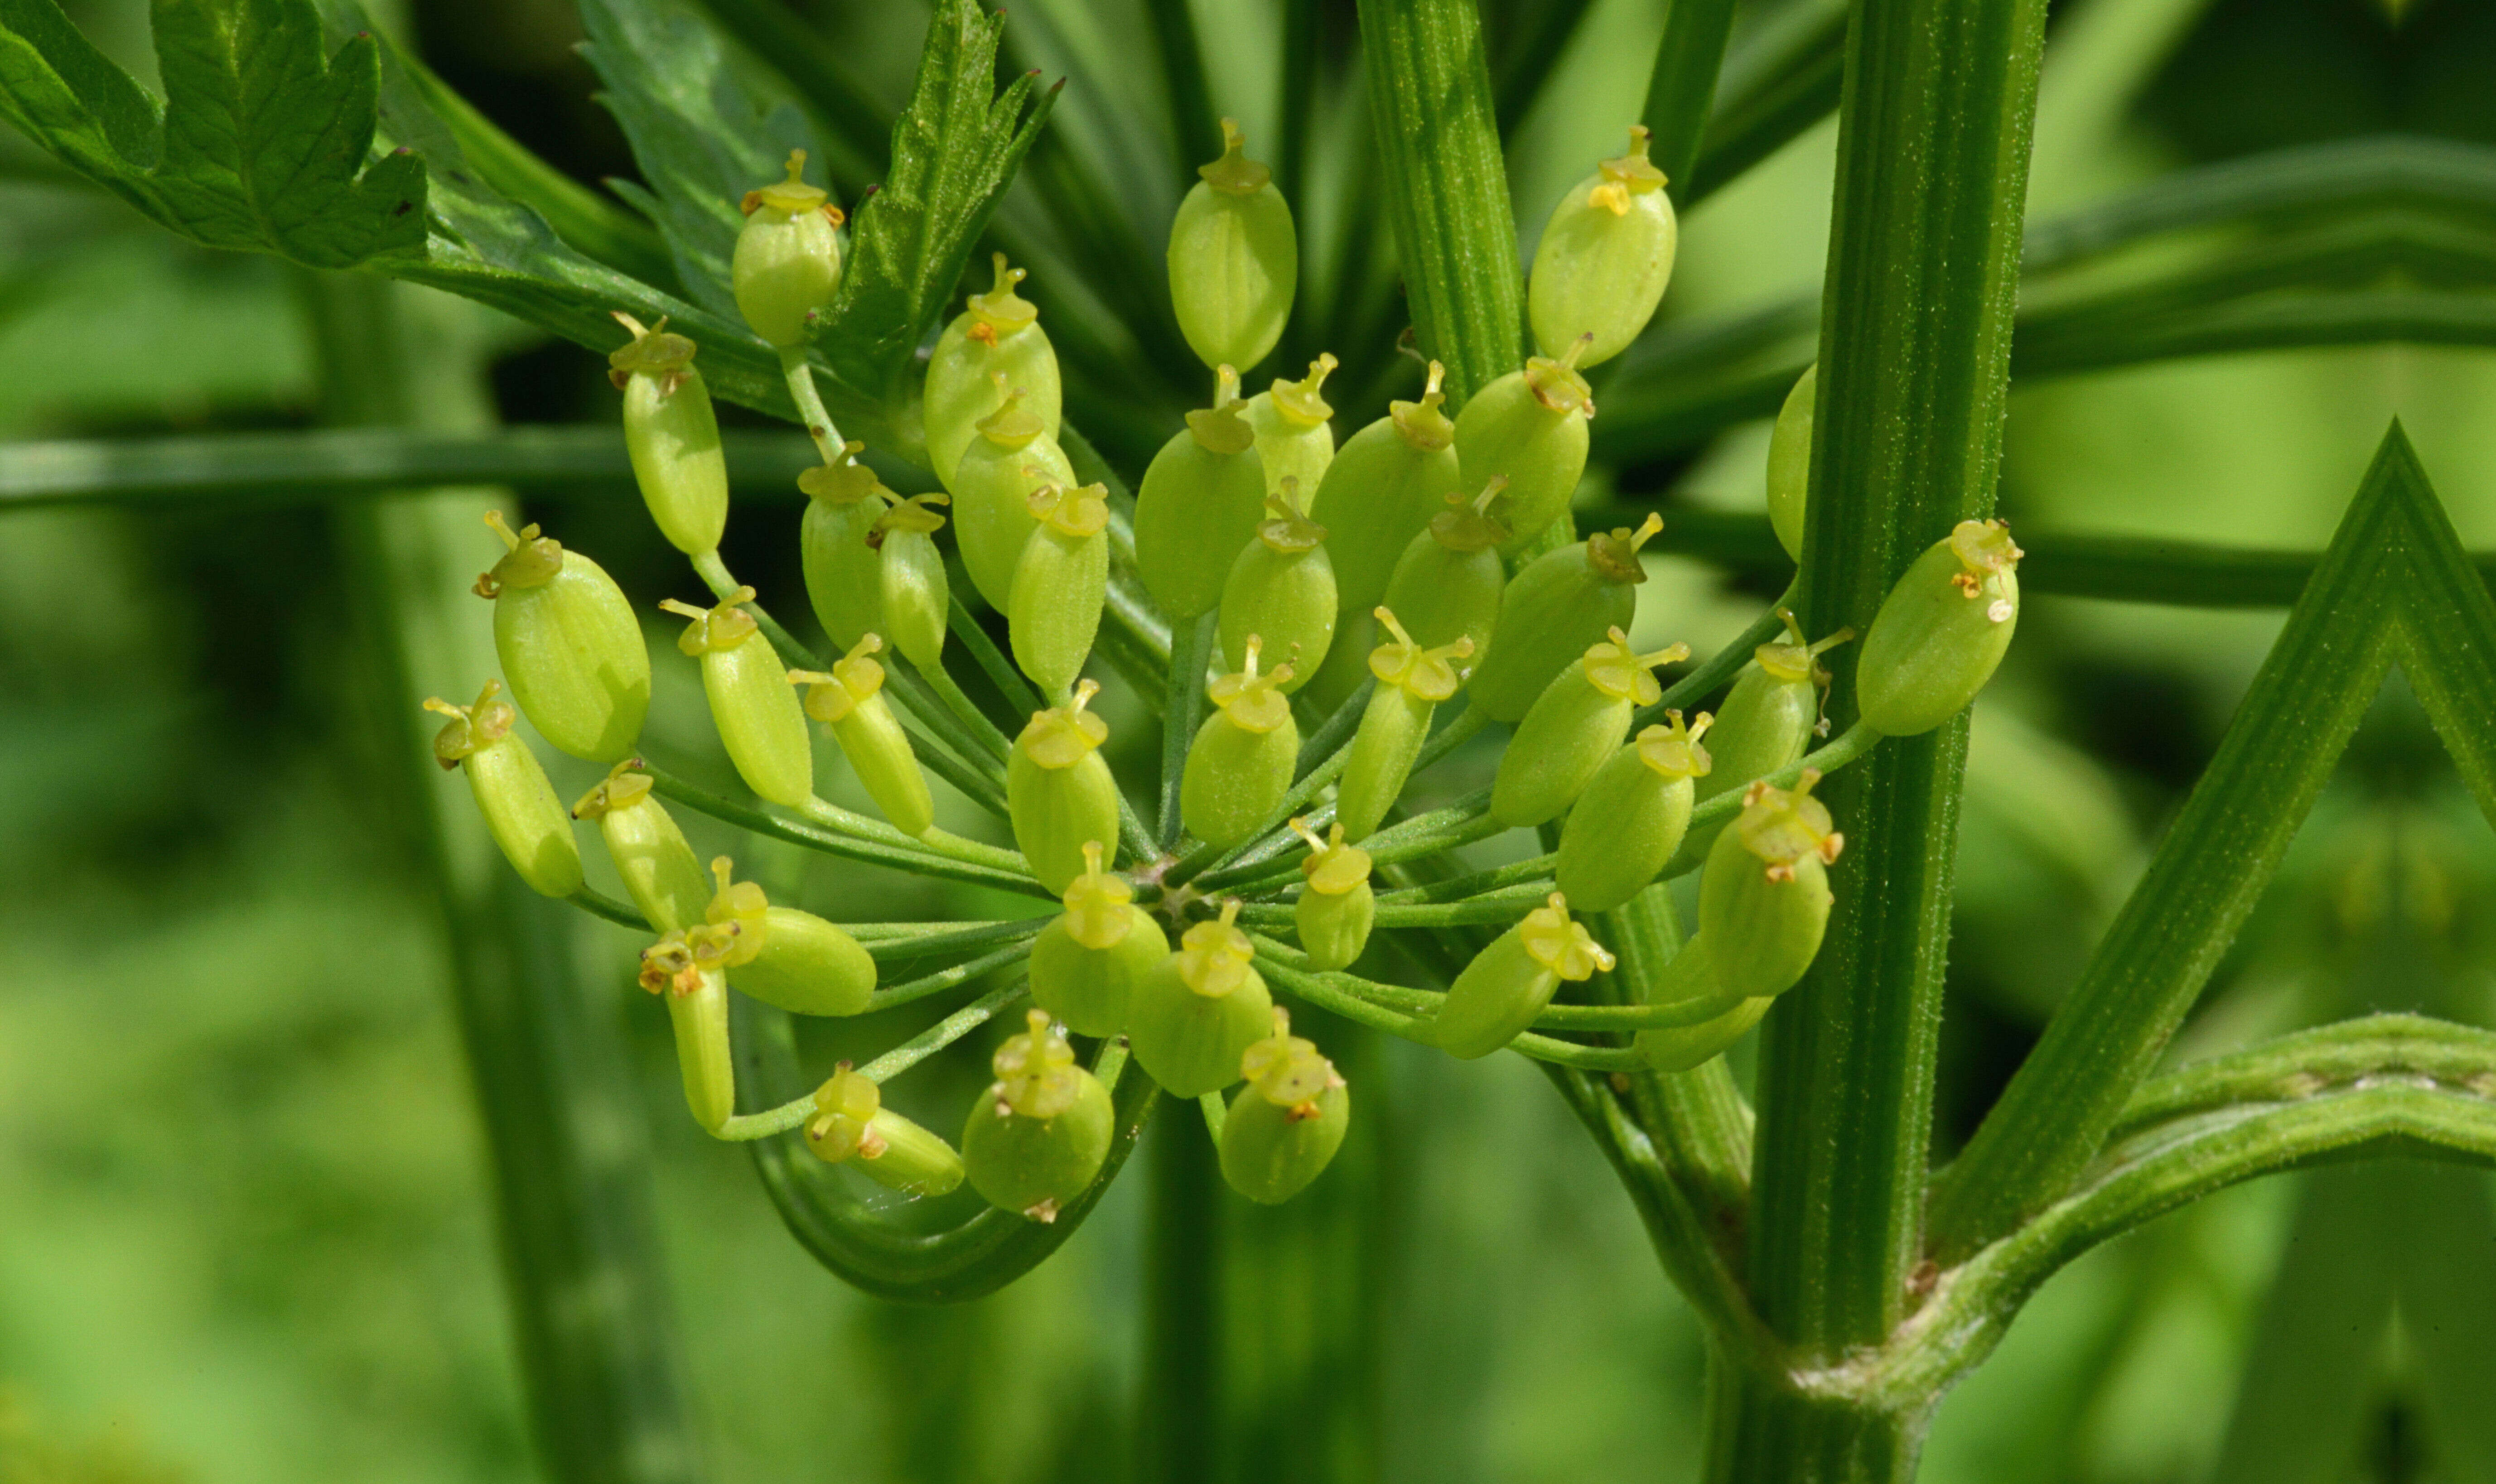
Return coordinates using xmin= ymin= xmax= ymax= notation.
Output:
xmin=1269 ymin=353 xmax=1338 ymax=426
xmin=1175 ymin=900 xmax=1256 ymax=997
xmin=967 ymin=252 xmax=1038 ymax=338
xmin=1736 ymin=768 xmax=1845 ymax=871
xmin=1634 ymin=711 xmax=1714 ymax=780
xmin=1754 ymin=608 xmax=1853 ymax=685
xmin=1240 ymin=1006 xmax=1342 ymax=1110
xmin=792 ymin=633 xmax=889 ymax=724
xmin=1027 ymin=481 xmax=1110 ymax=538
xmin=990 ymin=1008 xmax=1083 ymax=1119
xmin=1290 ymin=818 xmax=1373 ymax=896
xmin=1186 ymin=365 xmax=1257 ymax=454
xmin=1519 ymin=893 xmax=1614 ymax=980
xmin=1018 ymin=680 xmax=1111 ymax=769
xmin=1582 ymin=627 xmax=1690 ymax=705
xmin=1390 ymin=361 xmax=1454 ymax=450
xmin=1209 ymin=636 xmax=1296 ymax=734
xmin=1198 ymin=118 xmax=1273 ymax=194
xmin=1367 ymin=606 xmax=1472 ymax=700
xmin=1586 ymin=513 xmax=1663 ymax=584
xmin=1060 ymin=841 xmax=1137 ymax=949
xmin=744 ymin=148 xmax=830 ymax=216
xmin=660 ymin=586 xmax=761 ymax=655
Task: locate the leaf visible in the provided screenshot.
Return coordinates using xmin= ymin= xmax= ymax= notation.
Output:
xmin=0 ymin=0 xmax=423 ymax=267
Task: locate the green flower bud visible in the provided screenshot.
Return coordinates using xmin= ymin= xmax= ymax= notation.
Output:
xmin=702 ymin=857 xmax=877 ymax=1017
xmin=925 ymin=254 xmax=1062 ymax=485
xmin=1855 ymin=519 xmax=2023 ymax=737
xmin=1452 ymin=338 xmax=1594 ymax=555
xmin=732 ymin=150 xmax=845 ymax=348
xmin=474 ymin=512 xmax=650 ymax=763
xmin=962 ymin=1009 xmax=1116 ymax=1222
xmin=1127 ymin=899 xmax=1275 ymax=1097
xmin=1436 ymin=892 xmax=1613 ymax=1059
xmin=1527 ymin=126 xmax=1677 ymax=369
xmin=1693 ymin=612 xmax=1849 ymax=819
xmin=1008 ymin=682 xmax=1123 ymax=895
xmin=1309 ymin=360 xmax=1464 ymax=616
xmin=574 ymin=762 xmax=710 ymax=933
xmin=1243 ymin=353 xmax=1338 ymax=501
xmin=872 ymin=491 xmax=952 ymax=670
xmin=1009 ymin=481 xmax=1111 ymax=698
xmin=1553 ymin=711 xmax=1712 ymax=913
xmin=638 ymin=925 xmax=737 ymax=1131
xmin=1219 ymin=1007 xmax=1350 ymax=1204
xmin=1379 ymin=478 xmax=1511 ymax=669
xmin=1217 ymin=481 xmax=1337 ymax=691
xmin=609 ymin=314 xmax=728 ymax=558
xmin=1337 ymin=608 xmax=1474 ymax=841
xmin=806 ymin=1065 xmax=966 ymax=1198
xmin=1168 ymin=118 xmax=1297 ymax=373
xmin=1135 ymin=366 xmax=1270 ymax=621
xmin=1029 ymin=841 xmax=1170 ymax=1036
xmin=797 ymin=444 xmax=893 ymax=653
xmin=1765 ymin=365 xmax=1815 ymax=561
xmin=426 ymin=680 xmax=582 ymax=898
xmin=1288 ymin=819 xmax=1374 ymax=972
xmin=1698 ymin=770 xmax=1842 ymax=1001
xmin=1466 ymin=514 xmax=1660 ymax=723
xmin=1181 ymin=636 xmax=1300 ymax=848
xmin=790 ymin=635 xmax=936 ymax=838
xmin=951 ymin=386 xmax=1078 ymax=610
xmin=660 ymin=587 xmax=815 ymax=808
xmin=1492 ymin=629 xmax=1689 ymax=828
xmin=1634 ymin=940 xmax=1771 ymax=1072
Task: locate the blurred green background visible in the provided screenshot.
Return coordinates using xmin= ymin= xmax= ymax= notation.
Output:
xmin=4 ymin=0 xmax=2494 ymax=1480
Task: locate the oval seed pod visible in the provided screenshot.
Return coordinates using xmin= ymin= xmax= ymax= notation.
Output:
xmin=797 ymin=444 xmax=892 ymax=653
xmin=1029 ymin=841 xmax=1170 ymax=1036
xmin=1288 ymin=819 xmax=1374 ymax=972
xmin=1127 ymin=900 xmax=1276 ymax=1097
xmin=1009 ymin=481 xmax=1111 ymax=698
xmin=475 ymin=512 xmax=650 ymax=763
xmin=702 ymin=857 xmax=877 ymax=1017
xmin=1528 ymin=126 xmax=1678 ymax=368
xmin=1466 ymin=514 xmax=1660 ymax=723
xmin=951 ymin=386 xmax=1078 ymax=610
xmin=806 ymin=1065 xmax=967 ymax=1197
xmin=1435 ymin=893 xmax=1613 ymax=1060
xmin=1008 ymin=681 xmax=1122 ymax=896
xmin=732 ymin=150 xmax=845 ymax=348
xmin=1180 ymin=636 xmax=1300 ymax=848
xmin=1695 ymin=611 xmax=1850 ymax=812
xmin=1337 ymin=609 xmax=1473 ymax=842
xmin=874 ymin=492 xmax=952 ymax=670
xmin=963 ymin=1009 xmax=1116 ymax=1221
xmin=790 ymin=635 xmax=936 ymax=838
xmin=609 ymin=314 xmax=727 ymax=557
xmin=1217 ymin=482 xmax=1336 ymax=690
xmin=1634 ymin=939 xmax=1773 ymax=1073
xmin=1380 ymin=479 xmax=1510 ymax=666
xmin=637 ymin=925 xmax=737 ymax=1131
xmin=1855 ymin=519 xmax=2024 ymax=737
xmin=426 ymin=680 xmax=582 ymax=898
xmin=1168 ymin=118 xmax=1297 ymax=373
xmin=1452 ymin=338 xmax=1595 ymax=555
xmin=1698 ymin=770 xmax=1843 ymax=1001
xmin=1765 ymin=365 xmax=1815 ymax=561
xmin=1134 ymin=367 xmax=1269 ymax=621
xmin=1555 ymin=710 xmax=1714 ymax=913
xmin=1243 ymin=353 xmax=1338 ymax=500
xmin=660 ymin=588 xmax=816 ymax=808
xmin=925 ymin=253 xmax=1062 ymax=485
xmin=1220 ymin=1007 xmax=1351 ymax=1204
xmin=574 ymin=762 xmax=710 ymax=933
xmin=1310 ymin=361 xmax=1464 ymax=615
xmin=1491 ymin=628 xmax=1689 ymax=829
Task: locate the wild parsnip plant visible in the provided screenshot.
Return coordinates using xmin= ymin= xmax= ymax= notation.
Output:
xmin=5 ymin=0 xmax=2495 ymax=1479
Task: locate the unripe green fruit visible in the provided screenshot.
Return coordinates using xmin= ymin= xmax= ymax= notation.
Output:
xmin=1128 ymin=900 xmax=1275 ymax=1096
xmin=1009 ymin=482 xmax=1111 ymax=698
xmin=951 ymin=388 xmax=1077 ymax=610
xmin=1855 ymin=519 xmax=2023 ymax=737
xmin=1337 ymin=608 xmax=1473 ymax=841
xmin=1181 ymin=637 xmax=1299 ymax=848
xmin=701 ymin=857 xmax=877 ymax=1016
xmin=1555 ymin=710 xmax=1712 ymax=913
xmin=574 ymin=763 xmax=710 ymax=933
xmin=427 ymin=680 xmax=582 ymax=898
xmin=1308 ymin=360 xmax=1463 ymax=615
xmin=1528 ymin=126 xmax=1677 ymax=368
xmin=874 ymin=493 xmax=953 ymax=670
xmin=475 ymin=512 xmax=649 ymax=763
xmin=806 ymin=1066 xmax=966 ymax=1198
xmin=797 ymin=444 xmax=892 ymax=653
xmin=1219 ymin=1008 xmax=1350 ymax=1204
xmin=1029 ymin=841 xmax=1168 ymax=1036
xmin=963 ymin=1010 xmax=1115 ymax=1220
xmin=1008 ymin=682 xmax=1122 ymax=895
xmin=1765 ymin=366 xmax=1815 ymax=560
xmin=661 ymin=588 xmax=815 ymax=808
xmin=1243 ymin=354 xmax=1338 ymax=500
xmin=792 ymin=635 xmax=936 ymax=838
xmin=731 ymin=150 xmax=844 ymax=348
xmin=1698 ymin=771 xmax=1841 ymax=1001
xmin=638 ymin=925 xmax=737 ymax=1131
xmin=1135 ymin=367 xmax=1269 ymax=621
xmin=1492 ymin=629 xmax=1688 ymax=828
xmin=1634 ymin=940 xmax=1771 ymax=1072
xmin=1379 ymin=478 xmax=1510 ymax=668
xmin=1691 ymin=612 xmax=1848 ymax=831
xmin=1436 ymin=893 xmax=1613 ymax=1059
xmin=610 ymin=315 xmax=727 ymax=557
xmin=1452 ymin=342 xmax=1594 ymax=555
xmin=1168 ymin=118 xmax=1296 ymax=373
xmin=925 ymin=254 xmax=1062 ymax=485
xmin=1217 ymin=482 xmax=1336 ymax=690
xmin=1467 ymin=515 xmax=1659 ymax=722
xmin=1289 ymin=819 xmax=1374 ymax=972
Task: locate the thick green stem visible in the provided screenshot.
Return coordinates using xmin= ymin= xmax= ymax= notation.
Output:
xmin=1641 ymin=0 xmax=1744 ymax=203
xmin=1706 ymin=1367 xmax=1919 ymax=1484
xmin=1139 ymin=1103 xmax=1225 ymax=1483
